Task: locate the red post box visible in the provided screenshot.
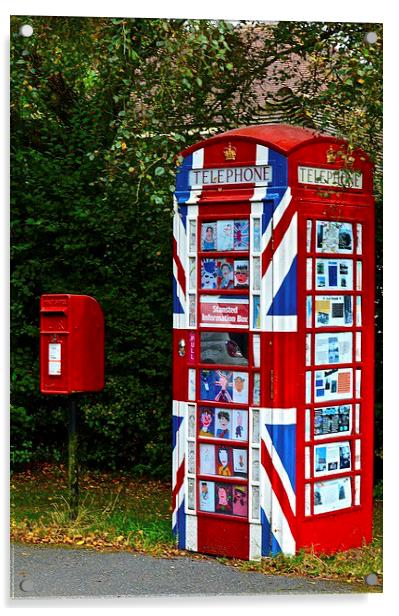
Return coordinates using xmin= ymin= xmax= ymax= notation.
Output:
xmin=40 ymin=294 xmax=104 ymax=394
xmin=172 ymin=124 xmax=375 ymax=560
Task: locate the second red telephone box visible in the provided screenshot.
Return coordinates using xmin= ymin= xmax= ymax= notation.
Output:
xmin=172 ymin=124 xmax=375 ymax=560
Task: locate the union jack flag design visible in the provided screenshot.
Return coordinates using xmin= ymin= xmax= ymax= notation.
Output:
xmin=249 ymin=145 xmax=297 ymax=333
xmin=173 ymin=149 xmax=204 ymax=329
xmin=260 ymin=407 xmax=297 ymax=555
xmin=172 ymin=401 xmax=186 ymax=548
xmin=173 ymin=140 xmax=298 ymax=558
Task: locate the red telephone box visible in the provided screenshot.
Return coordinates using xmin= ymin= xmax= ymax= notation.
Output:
xmin=40 ymin=294 xmax=104 ymax=394
xmin=172 ymin=124 xmax=375 ymax=559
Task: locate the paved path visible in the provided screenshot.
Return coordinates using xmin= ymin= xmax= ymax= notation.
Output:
xmin=10 ymin=544 xmax=367 ymax=598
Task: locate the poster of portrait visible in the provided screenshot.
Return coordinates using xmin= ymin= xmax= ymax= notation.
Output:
xmin=232 ymin=485 xmax=248 ymax=517
xmin=215 ymin=483 xmax=233 ymax=514
xmin=215 ymin=408 xmax=232 ymax=439
xmin=232 ymin=371 xmax=249 ymax=404
xmin=232 ymin=448 xmax=248 ymax=477
xmin=199 ymin=480 xmax=215 ymax=512
xmin=216 ymin=258 xmax=234 ymax=288
xmin=201 ymin=222 xmax=217 ymax=251
xmin=198 ymin=406 xmax=215 ymax=437
xmin=201 ymin=258 xmax=218 ymax=289
xmin=200 ymin=443 xmax=216 ymax=475
xmin=232 ymin=409 xmax=248 ymax=441
xmin=216 ymin=445 xmax=233 ymax=477
xmin=234 ymin=260 xmax=249 ymax=288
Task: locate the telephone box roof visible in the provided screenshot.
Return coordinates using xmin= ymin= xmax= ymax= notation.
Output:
xmin=181 ymin=123 xmax=351 ymax=158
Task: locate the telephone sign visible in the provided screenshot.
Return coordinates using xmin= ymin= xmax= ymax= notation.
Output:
xmin=172 ymin=124 xmax=375 ymax=560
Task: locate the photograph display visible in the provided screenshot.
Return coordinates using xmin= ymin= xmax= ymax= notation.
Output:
xmin=234 ymin=260 xmax=249 ymax=288
xmin=315 ymin=295 xmax=353 ymax=327
xmin=314 ymin=368 xmax=353 ymax=402
xmin=314 ymin=332 xmax=352 ymax=365
xmin=316 ymin=221 xmax=354 ymax=254
xmin=315 ymin=259 xmax=353 ymax=290
xmin=314 ymin=405 xmax=352 ymax=437
xmin=201 ymin=222 xmax=217 ymax=251
xmin=200 ymin=220 xmax=249 ymax=251
xmin=198 ymin=407 xmax=248 ymax=442
xmin=314 ymin=441 xmax=351 ymax=476
xmin=313 ymin=476 xmax=352 ymax=514
xmin=217 ymin=258 xmax=234 ymax=288
xmin=217 ymin=220 xmax=235 ymax=251
xmin=200 ymin=258 xmax=249 ymax=290
xmin=200 ymin=332 xmax=248 ymax=365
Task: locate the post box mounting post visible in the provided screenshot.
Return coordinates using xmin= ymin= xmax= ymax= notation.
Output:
xmin=68 ymin=395 xmax=79 ymax=521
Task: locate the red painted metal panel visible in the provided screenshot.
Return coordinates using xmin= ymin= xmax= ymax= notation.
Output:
xmin=40 ymin=294 xmax=104 ymax=394
xmin=197 ymin=515 xmax=250 ymax=560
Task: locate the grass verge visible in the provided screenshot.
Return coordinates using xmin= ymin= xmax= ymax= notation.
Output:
xmin=11 ymin=464 xmax=382 ymax=590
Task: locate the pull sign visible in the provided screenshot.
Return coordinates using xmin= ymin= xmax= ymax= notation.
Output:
xmin=48 ymin=342 xmax=61 ymax=375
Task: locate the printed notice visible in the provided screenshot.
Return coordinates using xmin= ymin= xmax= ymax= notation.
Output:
xmin=48 ymin=343 xmax=61 ymax=375
xmin=314 ymin=476 xmax=352 ymax=514
xmin=314 ymin=441 xmax=351 ymax=476
xmin=315 ymin=295 xmax=353 ymax=327
xmin=315 ymin=332 xmax=352 ymax=365
xmin=314 ymin=368 xmax=353 ymax=402
xmin=315 ymin=259 xmax=353 ymax=290
xmin=49 ymin=343 xmax=61 ymax=361
xmin=316 ymin=221 xmax=354 ymax=254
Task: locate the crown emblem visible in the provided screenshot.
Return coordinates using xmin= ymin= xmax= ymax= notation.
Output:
xmin=326 ymin=145 xmax=337 ymax=163
xmin=224 ymin=142 xmax=237 ymax=161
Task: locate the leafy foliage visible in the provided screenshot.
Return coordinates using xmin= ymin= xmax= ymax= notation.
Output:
xmin=10 ymin=17 xmax=382 ymax=477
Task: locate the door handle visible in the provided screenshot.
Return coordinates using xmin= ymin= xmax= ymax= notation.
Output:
xmin=178 ymin=339 xmax=186 ymax=357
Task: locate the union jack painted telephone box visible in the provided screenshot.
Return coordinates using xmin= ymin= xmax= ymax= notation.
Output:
xmin=172 ymin=124 xmax=375 ymax=560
